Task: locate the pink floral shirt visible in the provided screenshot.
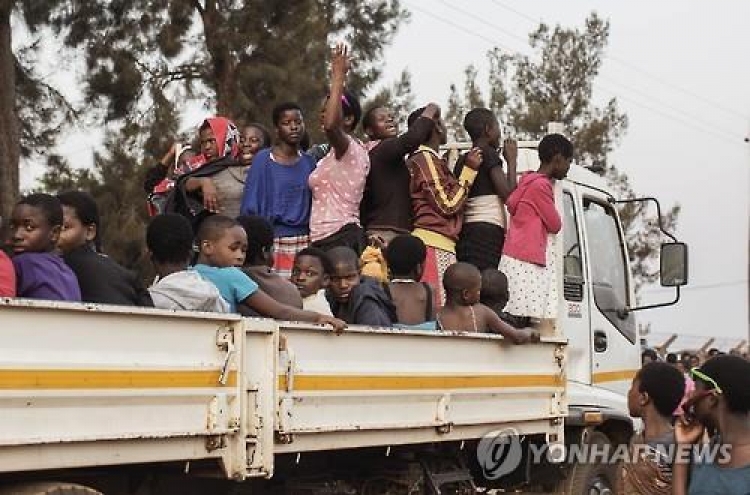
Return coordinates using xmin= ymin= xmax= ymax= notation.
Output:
xmin=308 ymin=136 xmax=370 ymax=242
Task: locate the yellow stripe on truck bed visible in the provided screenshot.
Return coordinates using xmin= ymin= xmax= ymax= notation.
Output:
xmin=592 ymin=369 xmax=637 ymax=384
xmin=278 ymin=373 xmax=564 ymax=391
xmin=0 ymin=369 xmax=237 ymax=389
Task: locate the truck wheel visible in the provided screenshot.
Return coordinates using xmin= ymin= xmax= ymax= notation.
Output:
xmin=557 ymin=431 xmax=619 ymax=495
xmin=0 ymin=482 xmax=103 ymax=495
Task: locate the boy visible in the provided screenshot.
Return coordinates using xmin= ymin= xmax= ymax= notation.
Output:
xmin=57 ymin=191 xmax=152 ymax=306
xmin=237 ymin=215 xmax=303 ymax=309
xmin=455 ymin=108 xmax=517 ymax=271
xmin=383 ymin=234 xmax=434 ymax=327
xmin=8 ymin=194 xmax=80 ymax=301
xmin=436 ymin=262 xmax=537 ymax=344
xmin=325 ymin=246 xmax=396 ymax=327
xmin=621 ymin=362 xmax=685 ymax=495
xmin=405 ymin=105 xmax=482 ymax=309
xmin=360 ymin=103 xmax=438 ymax=245
xmin=146 ymin=214 xmax=230 ymax=313
xmin=291 ymin=247 xmax=333 ymax=316
xmin=193 ymin=215 xmax=345 ymax=332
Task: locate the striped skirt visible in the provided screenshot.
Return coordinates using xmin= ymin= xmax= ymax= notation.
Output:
xmin=421 ymin=246 xmax=456 ymax=310
xmin=273 ymin=234 xmax=310 ymax=280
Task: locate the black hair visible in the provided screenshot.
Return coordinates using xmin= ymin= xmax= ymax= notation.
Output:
xmin=295 ymin=247 xmax=333 ymax=274
xmin=699 ymin=355 xmax=750 ymax=414
xmin=244 ymin=122 xmax=272 ymax=148
xmin=341 ymin=89 xmax=362 ymax=129
xmin=57 ymin=190 xmax=100 ymax=232
xmin=17 ymin=193 xmax=63 ymax=227
xmin=146 ymin=214 xmax=194 ymax=265
xmin=463 ymin=108 xmax=497 ymax=142
xmin=637 ymin=362 xmax=686 ymax=417
xmin=407 ymin=107 xmax=426 ymax=128
xmin=641 ymin=348 xmax=659 ymax=362
xmin=272 ymin=102 xmax=303 ymax=127
xmin=384 ymin=235 xmax=426 ymax=277
xmin=480 ymin=269 xmax=509 ymax=305
xmin=666 ymin=353 xmax=678 ymax=364
xmin=443 ymin=262 xmax=481 ymax=292
xmin=538 ymin=133 xmax=574 ymax=163
xmin=362 ymin=105 xmax=385 ymax=131
xmin=196 ymin=215 xmax=238 ymax=244
xmin=326 ymin=246 xmax=359 ymax=270
xmin=236 ymin=215 xmax=273 ymax=265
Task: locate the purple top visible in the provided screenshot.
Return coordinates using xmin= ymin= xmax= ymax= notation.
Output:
xmin=12 ymin=252 xmax=81 ymax=301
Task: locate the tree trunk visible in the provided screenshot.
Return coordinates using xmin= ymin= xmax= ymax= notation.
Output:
xmin=198 ymin=0 xmax=236 ymax=119
xmin=0 ymin=1 xmax=18 ymax=224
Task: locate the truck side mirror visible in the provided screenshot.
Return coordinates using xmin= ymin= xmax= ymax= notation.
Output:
xmin=660 ymin=242 xmax=688 ymax=287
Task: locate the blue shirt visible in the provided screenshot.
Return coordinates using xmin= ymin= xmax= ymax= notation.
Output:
xmin=13 ymin=252 xmax=81 ymax=301
xmin=192 ymin=265 xmax=258 ymax=312
xmin=240 ymin=149 xmax=315 ymax=238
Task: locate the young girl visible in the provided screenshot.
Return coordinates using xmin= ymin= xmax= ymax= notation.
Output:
xmin=498 ymin=134 xmax=572 ymax=328
xmin=238 ymin=123 xmax=271 ymax=167
xmin=308 ymin=44 xmax=369 ymax=255
xmin=240 ymin=103 xmax=316 ymax=278
xmin=8 ymin=194 xmax=80 ymax=301
xmin=57 ymin=191 xmax=152 ymax=306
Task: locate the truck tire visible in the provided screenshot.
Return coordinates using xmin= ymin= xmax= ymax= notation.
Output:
xmin=0 ymin=482 xmax=103 ymax=495
xmin=556 ymin=431 xmax=619 ymax=495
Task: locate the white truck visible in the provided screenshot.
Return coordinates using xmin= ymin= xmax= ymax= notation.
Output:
xmin=0 ymin=139 xmax=687 ymax=495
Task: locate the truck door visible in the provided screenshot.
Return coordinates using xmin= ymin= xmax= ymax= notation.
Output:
xmin=559 ymin=186 xmax=591 ymax=385
xmin=581 ymin=196 xmax=639 ymax=394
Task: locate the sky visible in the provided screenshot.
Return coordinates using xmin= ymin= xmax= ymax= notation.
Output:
xmin=375 ymin=0 xmax=749 ymax=349
xmin=20 ymin=1 xmax=749 ymax=350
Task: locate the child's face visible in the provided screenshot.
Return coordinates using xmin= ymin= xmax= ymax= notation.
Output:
xmin=202 ymin=226 xmax=247 ymax=268
xmin=291 ymin=255 xmax=328 ymax=298
xmin=199 ymin=126 xmax=219 ymax=160
xmin=275 ymin=110 xmax=304 ymax=147
xmin=58 ymin=206 xmax=96 ymax=254
xmin=9 ymin=204 xmax=59 ymax=254
xmin=329 ymin=261 xmax=360 ymax=303
xmin=365 ymin=107 xmax=397 ymax=140
xmin=240 ymin=126 xmax=265 ymax=162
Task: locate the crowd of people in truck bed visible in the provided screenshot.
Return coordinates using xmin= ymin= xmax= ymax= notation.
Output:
xmin=1 ymin=43 xmax=749 ymax=494
xmin=0 ymin=44 xmax=574 ymax=344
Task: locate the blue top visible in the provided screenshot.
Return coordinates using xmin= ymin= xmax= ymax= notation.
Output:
xmin=192 ymin=264 xmax=258 ymax=312
xmin=13 ymin=252 xmax=81 ymax=301
xmin=240 ymin=149 xmax=315 ymax=238
xmin=689 ymin=463 xmax=750 ymax=495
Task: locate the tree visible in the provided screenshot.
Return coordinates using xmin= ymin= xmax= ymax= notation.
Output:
xmin=49 ymin=0 xmax=406 ymax=155
xmin=0 ymin=1 xmax=73 ymax=223
xmin=444 ymin=13 xmax=680 ymax=291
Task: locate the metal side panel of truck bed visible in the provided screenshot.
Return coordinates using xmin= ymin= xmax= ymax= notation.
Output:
xmin=271 ymin=322 xmax=567 ymax=456
xmin=0 ymin=299 xmax=271 ymax=480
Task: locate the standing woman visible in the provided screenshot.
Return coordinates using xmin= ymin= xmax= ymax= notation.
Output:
xmin=241 ymin=103 xmax=315 ymax=278
xmin=308 ymin=44 xmax=369 ymax=255
xmin=498 ymin=133 xmax=572 ymax=330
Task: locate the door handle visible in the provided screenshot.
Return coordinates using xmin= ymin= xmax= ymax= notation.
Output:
xmin=594 ymin=330 xmax=608 ymax=353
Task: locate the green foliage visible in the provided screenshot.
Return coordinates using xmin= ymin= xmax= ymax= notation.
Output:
xmin=444 ymin=12 xmax=679 ymax=291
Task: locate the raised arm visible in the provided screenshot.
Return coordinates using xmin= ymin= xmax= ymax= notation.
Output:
xmin=242 ymin=289 xmax=346 ymax=333
xmin=378 ymin=103 xmax=439 ymax=162
xmin=409 ymin=147 xmax=482 ymax=216
xmin=488 ymin=138 xmax=518 ymax=202
xmin=323 ymin=43 xmax=351 ymax=159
